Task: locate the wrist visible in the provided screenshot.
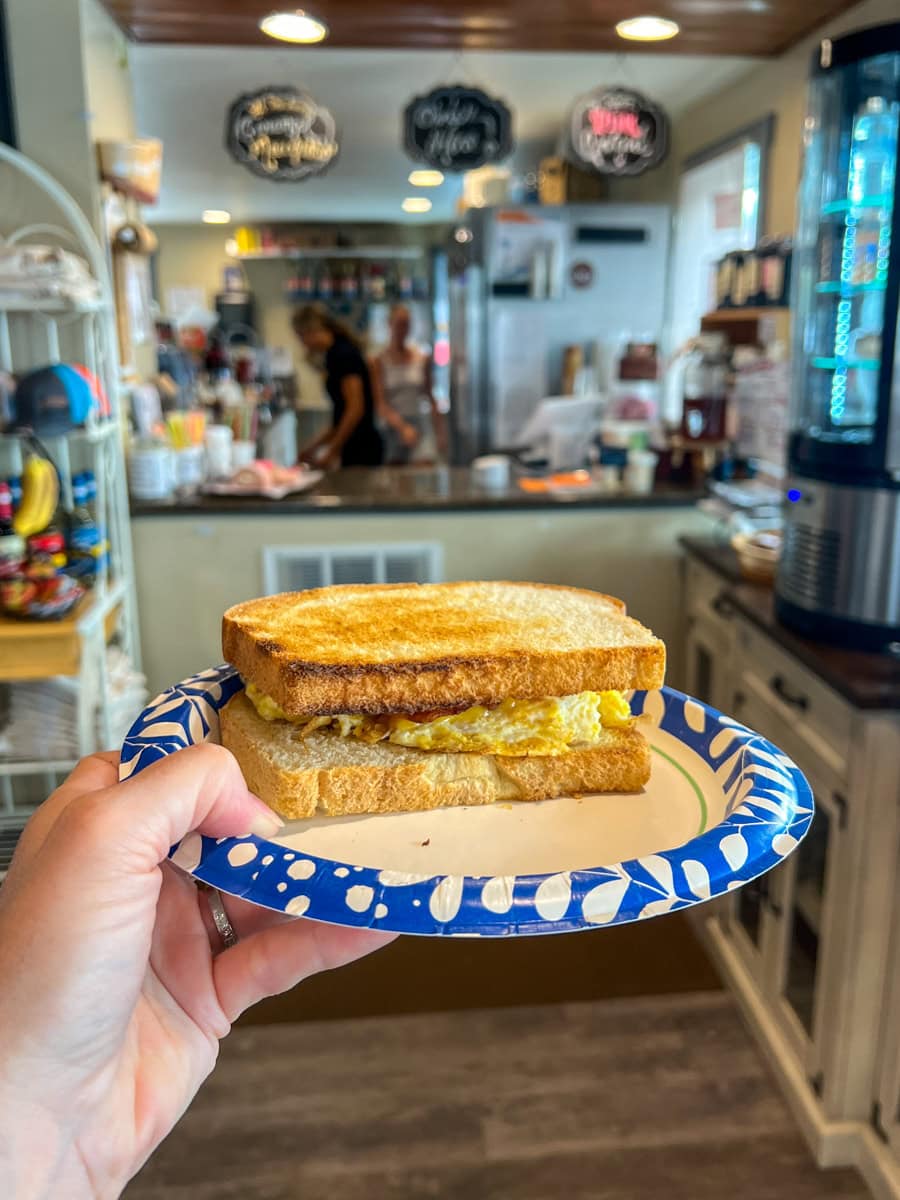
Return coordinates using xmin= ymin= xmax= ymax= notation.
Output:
xmin=0 ymin=1099 xmax=82 ymax=1200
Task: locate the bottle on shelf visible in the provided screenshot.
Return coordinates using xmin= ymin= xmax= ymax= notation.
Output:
xmin=370 ymin=266 xmax=387 ymax=302
xmin=317 ymin=263 xmax=334 ymax=301
xmin=340 ymin=262 xmax=359 ymax=300
xmin=848 ymin=96 xmax=898 ymax=206
xmin=397 ymin=265 xmax=414 ymax=301
xmin=66 ymin=473 xmax=102 ymax=588
xmin=296 ymin=264 xmax=314 ymax=300
xmin=0 ymin=479 xmax=24 ymax=581
xmin=0 ymin=480 xmax=14 ymax=537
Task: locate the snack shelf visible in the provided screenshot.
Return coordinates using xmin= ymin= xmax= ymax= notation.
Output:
xmin=0 ymin=581 xmax=123 ymax=682
xmin=0 ymin=142 xmax=142 ymax=817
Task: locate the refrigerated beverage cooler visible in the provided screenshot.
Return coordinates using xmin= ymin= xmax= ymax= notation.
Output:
xmin=445 ymin=204 xmax=670 ymax=462
xmin=776 ymin=24 xmax=900 ymax=652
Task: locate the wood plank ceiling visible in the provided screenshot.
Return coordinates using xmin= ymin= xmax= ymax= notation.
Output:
xmin=102 ymin=1 xmax=862 ymax=56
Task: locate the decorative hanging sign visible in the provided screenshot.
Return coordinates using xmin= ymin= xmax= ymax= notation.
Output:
xmin=568 ymin=87 xmax=668 ymax=177
xmin=404 ymin=85 xmax=513 ymax=173
xmin=226 ymin=86 xmax=339 ymax=181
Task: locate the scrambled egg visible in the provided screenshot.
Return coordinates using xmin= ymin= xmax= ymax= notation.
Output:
xmin=245 ymin=683 xmax=631 ymax=757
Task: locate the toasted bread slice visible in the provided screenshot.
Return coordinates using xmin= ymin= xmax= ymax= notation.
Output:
xmin=222 ymin=581 xmax=665 ymax=717
xmin=221 ymin=690 xmax=650 ymax=819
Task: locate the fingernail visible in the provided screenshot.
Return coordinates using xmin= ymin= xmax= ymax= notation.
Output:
xmin=247 ymin=811 xmax=285 ymax=838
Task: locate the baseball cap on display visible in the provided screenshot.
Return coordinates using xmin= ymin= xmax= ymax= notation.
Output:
xmin=12 ymin=364 xmax=101 ymax=435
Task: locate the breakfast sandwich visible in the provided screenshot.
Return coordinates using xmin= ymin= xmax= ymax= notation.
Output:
xmin=219 ymin=581 xmax=665 ymax=820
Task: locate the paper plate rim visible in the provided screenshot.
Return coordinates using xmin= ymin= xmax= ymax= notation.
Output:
xmin=120 ymin=667 xmax=814 ymax=937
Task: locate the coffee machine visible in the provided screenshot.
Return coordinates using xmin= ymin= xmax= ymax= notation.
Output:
xmin=776 ymin=24 xmax=900 ymax=652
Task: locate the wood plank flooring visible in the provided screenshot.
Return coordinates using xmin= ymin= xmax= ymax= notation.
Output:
xmin=125 ymin=992 xmax=870 ymax=1200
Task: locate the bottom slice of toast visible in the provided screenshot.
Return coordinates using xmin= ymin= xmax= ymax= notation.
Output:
xmin=220 ymin=691 xmax=650 ymax=820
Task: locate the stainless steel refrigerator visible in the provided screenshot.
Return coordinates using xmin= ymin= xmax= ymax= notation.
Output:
xmin=446 ymin=203 xmax=671 ymax=461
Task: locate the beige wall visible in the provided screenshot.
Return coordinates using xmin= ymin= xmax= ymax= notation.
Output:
xmin=152 ymin=221 xmax=442 ymax=407
xmin=609 ymin=0 xmax=900 ymax=235
xmin=82 ymin=0 xmax=136 ymax=145
xmin=131 ymin=506 xmax=708 ymax=697
xmin=152 ymin=222 xmax=326 ymax=406
xmin=5 ymin=0 xmax=137 ymax=230
xmin=5 ymin=0 xmax=97 ymax=226
xmin=153 ymin=223 xmax=301 ymax=355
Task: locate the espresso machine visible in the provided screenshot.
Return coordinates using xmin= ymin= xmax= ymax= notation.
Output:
xmin=776 ymin=24 xmax=900 ymax=652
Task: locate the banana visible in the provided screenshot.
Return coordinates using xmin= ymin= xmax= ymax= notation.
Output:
xmin=13 ymin=455 xmax=59 ymax=538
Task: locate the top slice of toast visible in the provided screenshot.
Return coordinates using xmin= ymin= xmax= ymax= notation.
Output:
xmin=222 ymin=580 xmax=665 ymax=716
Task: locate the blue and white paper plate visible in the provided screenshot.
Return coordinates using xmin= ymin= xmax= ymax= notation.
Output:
xmin=120 ymin=667 xmax=813 ymax=937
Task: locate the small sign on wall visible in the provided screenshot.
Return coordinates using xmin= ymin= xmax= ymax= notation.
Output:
xmin=714 ymin=192 xmax=742 ymax=230
xmin=568 ymin=87 xmax=668 ymax=177
xmin=404 ymin=85 xmax=513 ymax=172
xmin=226 ymin=86 xmax=339 ymax=181
xmin=570 ymin=261 xmax=594 ymax=289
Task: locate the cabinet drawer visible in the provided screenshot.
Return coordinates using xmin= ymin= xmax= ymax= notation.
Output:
xmin=734 ymin=618 xmax=853 ymax=778
xmin=685 ymin=558 xmax=736 ymax=625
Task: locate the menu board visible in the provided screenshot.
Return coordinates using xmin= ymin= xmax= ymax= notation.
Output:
xmin=568 ymin=87 xmax=668 ymax=177
xmin=404 ymin=85 xmax=513 ymax=173
xmin=226 ymin=86 xmax=339 ymax=181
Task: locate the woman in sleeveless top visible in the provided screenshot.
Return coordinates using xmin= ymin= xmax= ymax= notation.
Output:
xmin=292 ymin=304 xmax=384 ymax=469
xmin=371 ymin=304 xmax=447 ymax=465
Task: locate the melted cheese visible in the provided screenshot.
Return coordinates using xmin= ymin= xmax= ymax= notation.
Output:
xmin=245 ymin=683 xmax=632 ymax=757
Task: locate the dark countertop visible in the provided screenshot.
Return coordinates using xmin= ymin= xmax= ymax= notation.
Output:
xmin=131 ymin=466 xmax=704 ymax=517
xmin=681 ymin=537 xmax=900 ymax=711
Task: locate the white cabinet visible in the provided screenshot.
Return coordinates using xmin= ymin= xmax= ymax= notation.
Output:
xmin=682 ymin=558 xmax=736 ymax=710
xmin=682 ymin=548 xmax=900 ymax=1196
xmin=726 ymin=682 xmax=849 ymax=1107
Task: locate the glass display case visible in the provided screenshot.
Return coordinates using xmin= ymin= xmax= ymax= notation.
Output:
xmin=777 ymin=24 xmax=900 ymax=651
xmin=791 ymin=41 xmax=898 ymax=471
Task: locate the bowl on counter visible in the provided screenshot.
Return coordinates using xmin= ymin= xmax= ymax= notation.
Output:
xmin=731 ymin=529 xmax=782 ymax=585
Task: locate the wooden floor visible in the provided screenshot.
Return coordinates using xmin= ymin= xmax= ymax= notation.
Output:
xmin=126 ymin=992 xmax=870 ymax=1200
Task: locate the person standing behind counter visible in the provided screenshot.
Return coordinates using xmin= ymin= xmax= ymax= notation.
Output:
xmin=371 ymin=303 xmax=447 ymax=465
xmin=293 ymin=304 xmax=384 ymax=469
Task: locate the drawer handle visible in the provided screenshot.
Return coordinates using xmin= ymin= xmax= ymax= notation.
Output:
xmin=711 ymin=592 xmax=733 ymax=618
xmin=770 ymin=674 xmax=809 ymax=712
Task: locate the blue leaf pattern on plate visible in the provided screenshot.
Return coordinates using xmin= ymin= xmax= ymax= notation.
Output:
xmin=119 ymin=669 xmax=814 ymax=937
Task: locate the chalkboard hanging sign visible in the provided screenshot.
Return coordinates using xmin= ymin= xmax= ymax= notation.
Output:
xmin=568 ymin=87 xmax=668 ymax=177
xmin=226 ymin=86 xmax=339 ymax=182
xmin=404 ymin=85 xmax=513 ymax=173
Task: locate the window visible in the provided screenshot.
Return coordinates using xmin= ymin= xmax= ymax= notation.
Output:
xmin=668 ymin=116 xmax=774 ymax=352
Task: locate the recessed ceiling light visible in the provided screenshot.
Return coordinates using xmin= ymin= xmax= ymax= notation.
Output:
xmin=408 ymin=169 xmax=444 ymax=187
xmin=402 ymin=197 xmax=432 ymax=214
xmin=615 ymin=15 xmax=680 ymax=41
xmin=259 ymin=9 xmax=328 ymax=43
xmin=202 ymin=209 xmax=231 ymax=224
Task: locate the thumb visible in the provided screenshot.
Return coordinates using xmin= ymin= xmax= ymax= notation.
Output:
xmin=89 ymin=743 xmax=284 ymax=876
xmin=37 ymin=744 xmax=283 ymax=892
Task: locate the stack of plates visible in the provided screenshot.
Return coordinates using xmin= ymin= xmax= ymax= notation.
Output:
xmin=0 ymin=648 xmax=147 ymax=762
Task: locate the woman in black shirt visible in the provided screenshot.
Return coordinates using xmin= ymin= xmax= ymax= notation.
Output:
xmin=293 ymin=304 xmax=384 ymax=468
